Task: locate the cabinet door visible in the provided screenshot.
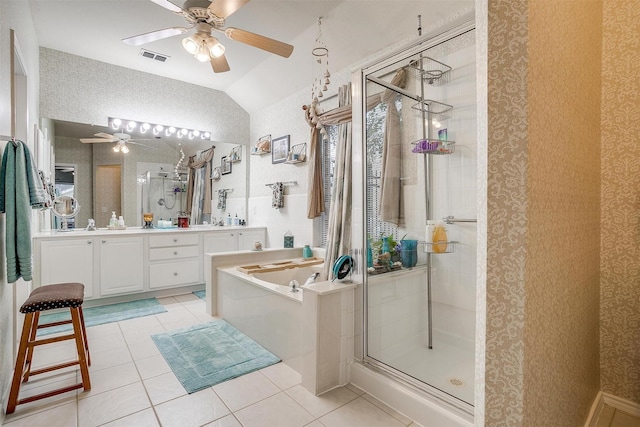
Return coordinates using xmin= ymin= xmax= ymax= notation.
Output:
xmin=99 ymin=237 xmax=144 ymax=296
xmin=40 ymin=239 xmax=95 ymax=298
xmin=237 ymin=229 xmax=266 ymax=251
xmin=203 ymin=232 xmax=238 ymax=254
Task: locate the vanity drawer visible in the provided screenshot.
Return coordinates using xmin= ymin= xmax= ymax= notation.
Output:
xmin=149 ymin=245 xmax=199 ymax=261
xmin=149 ymin=260 xmax=200 ymax=289
xmin=149 ymin=234 xmax=199 ymax=248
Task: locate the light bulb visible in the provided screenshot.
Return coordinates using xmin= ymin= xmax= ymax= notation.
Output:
xmin=179 ymin=128 xmax=188 ymax=136
xmin=111 ymin=118 xmax=122 ymax=129
xmin=121 ymin=145 xmax=129 ymax=154
xmin=168 ymin=126 xmax=176 ymax=134
xmin=126 ymin=121 xmax=137 ymax=132
xmin=195 ymin=41 xmax=210 ymax=62
xmin=208 ymin=38 xmax=225 ymax=58
xmin=182 ymin=37 xmax=198 ymax=54
xmin=203 ymin=132 xmax=211 ymax=139
xmin=153 ymin=125 xmax=164 ymax=136
xmin=188 ymin=131 xmax=195 ymax=140
xmin=140 ymin=123 xmax=151 ymax=133
xmin=193 ymin=130 xmax=200 ymax=137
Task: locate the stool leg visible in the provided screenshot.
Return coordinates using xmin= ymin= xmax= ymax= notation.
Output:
xmin=6 ymin=313 xmax=35 ymax=414
xmin=78 ymin=306 xmax=90 ymax=366
xmin=22 ymin=311 xmax=40 ymax=383
xmin=70 ymin=308 xmax=91 ymax=391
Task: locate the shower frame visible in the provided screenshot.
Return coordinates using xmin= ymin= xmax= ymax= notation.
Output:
xmin=354 ymin=16 xmax=476 ymax=416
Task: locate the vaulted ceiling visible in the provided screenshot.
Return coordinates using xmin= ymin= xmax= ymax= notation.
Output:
xmin=29 ymin=0 xmax=473 ymax=114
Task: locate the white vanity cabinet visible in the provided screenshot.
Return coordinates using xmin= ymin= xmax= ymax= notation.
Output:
xmin=39 ymin=238 xmax=95 ymax=298
xmin=99 ymin=236 xmax=144 ymax=296
xmin=148 ymin=233 xmax=200 ymax=289
xmin=203 ymin=228 xmax=266 ymax=253
xmin=33 ymin=226 xmax=267 ymax=302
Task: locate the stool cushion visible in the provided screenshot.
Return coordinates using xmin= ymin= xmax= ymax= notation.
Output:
xmin=20 ymin=283 xmax=85 ymax=313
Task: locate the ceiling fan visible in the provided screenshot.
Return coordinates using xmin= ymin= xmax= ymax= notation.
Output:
xmin=80 ymin=133 xmax=156 ymax=153
xmin=122 ymin=0 xmax=294 ymax=73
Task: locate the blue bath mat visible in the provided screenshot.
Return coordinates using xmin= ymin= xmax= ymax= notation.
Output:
xmin=152 ymin=319 xmax=281 ymax=393
xmin=38 ymin=297 xmax=167 ymax=335
xmin=192 ymin=290 xmax=206 ymax=300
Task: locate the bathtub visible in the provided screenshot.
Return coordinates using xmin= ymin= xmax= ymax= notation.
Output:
xmin=216 ymin=263 xmax=325 ymax=373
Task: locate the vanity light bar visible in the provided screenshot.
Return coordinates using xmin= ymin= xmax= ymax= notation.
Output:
xmin=108 ymin=117 xmax=211 ymax=140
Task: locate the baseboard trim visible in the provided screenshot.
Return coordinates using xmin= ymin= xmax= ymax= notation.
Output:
xmin=585 ymin=391 xmax=640 ymax=427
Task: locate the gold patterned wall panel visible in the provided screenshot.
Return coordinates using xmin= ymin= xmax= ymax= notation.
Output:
xmin=600 ymin=0 xmax=640 ymax=404
xmin=486 ymin=1 xmax=529 ymax=424
xmin=524 ymin=1 xmax=602 ymax=425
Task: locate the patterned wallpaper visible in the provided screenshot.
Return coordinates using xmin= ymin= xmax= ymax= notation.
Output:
xmin=486 ymin=1 xmax=602 ymax=425
xmin=485 ymin=0 xmax=529 ymax=424
xmin=600 ymin=0 xmax=640 ymax=404
xmin=39 ymin=48 xmax=249 ymax=145
xmin=524 ymin=1 xmax=601 ymax=424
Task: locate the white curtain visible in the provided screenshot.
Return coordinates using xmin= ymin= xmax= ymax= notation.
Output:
xmin=323 ymin=84 xmax=353 ymax=279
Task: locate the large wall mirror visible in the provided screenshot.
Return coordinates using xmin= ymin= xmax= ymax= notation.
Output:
xmin=47 ymin=119 xmax=248 ymax=228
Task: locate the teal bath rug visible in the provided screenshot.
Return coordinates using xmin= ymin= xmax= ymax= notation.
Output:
xmin=38 ymin=297 xmax=167 ymax=335
xmin=192 ymin=290 xmax=206 ymax=300
xmin=152 ymin=319 xmax=281 ymax=393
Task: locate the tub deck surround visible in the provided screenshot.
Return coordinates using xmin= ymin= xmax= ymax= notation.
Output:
xmin=208 ymin=248 xmax=357 ymax=396
xmin=32 ymin=226 xmax=266 ymax=305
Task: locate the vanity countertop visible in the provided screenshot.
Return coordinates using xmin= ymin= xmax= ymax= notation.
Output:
xmin=33 ymin=225 xmax=265 ymax=239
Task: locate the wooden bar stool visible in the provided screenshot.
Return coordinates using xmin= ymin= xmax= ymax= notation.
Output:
xmin=6 ymin=283 xmax=91 ymax=414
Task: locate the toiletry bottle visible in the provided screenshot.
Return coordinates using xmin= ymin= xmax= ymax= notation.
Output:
xmin=234 ymin=214 xmax=239 ymax=226
xmin=432 ymin=221 xmax=448 ymax=253
xmin=425 ymin=220 xmax=436 ymax=252
xmin=109 ymin=212 xmax=117 ymax=228
xmin=226 ymin=214 xmax=232 ymax=226
xmin=303 ymin=245 xmax=312 ymax=259
xmin=118 ymin=215 xmax=125 ymax=227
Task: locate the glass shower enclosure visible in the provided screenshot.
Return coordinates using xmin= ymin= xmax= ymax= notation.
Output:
xmin=359 ymin=23 xmax=477 ymax=412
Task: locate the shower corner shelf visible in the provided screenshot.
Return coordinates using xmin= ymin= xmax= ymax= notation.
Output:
xmin=421 ymin=240 xmax=458 ymax=254
xmin=411 ymin=139 xmax=455 ymax=155
xmin=411 ymin=99 xmax=453 ymax=121
xmin=408 ymin=57 xmax=452 ymax=85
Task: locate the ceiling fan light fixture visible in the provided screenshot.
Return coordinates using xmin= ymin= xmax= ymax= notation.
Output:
xmin=195 ymin=41 xmax=210 ymax=62
xmin=113 ymin=145 xmax=120 ymax=153
xmin=182 ymin=36 xmax=199 ymax=55
xmin=208 ymin=37 xmax=225 ymax=58
xmin=121 ymin=145 xmax=130 ymax=154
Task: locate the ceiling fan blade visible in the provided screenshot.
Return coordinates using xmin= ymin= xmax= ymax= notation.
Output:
xmin=128 ymin=141 xmax=159 ymax=149
xmin=150 ymin=0 xmax=183 ymax=13
xmin=80 ymin=138 xmax=112 ymax=144
xmin=94 ymin=132 xmax=116 ymax=140
xmin=122 ymin=27 xmax=190 ymax=46
xmin=208 ymin=0 xmax=250 ymax=19
xmin=210 ymin=54 xmax=230 ymax=73
xmin=224 ymin=27 xmax=293 ymax=58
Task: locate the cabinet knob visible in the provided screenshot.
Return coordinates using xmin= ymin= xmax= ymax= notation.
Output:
xmin=173 ymin=272 xmax=178 ymax=276
xmin=230 ymin=233 xmax=234 ymax=237
xmin=102 ymin=240 xmax=106 ymax=243
xmin=87 ymin=241 xmax=92 ymax=244
xmin=239 ymin=232 xmax=243 ymax=235
xmin=173 ymin=238 xmax=178 ymax=242
xmin=173 ymin=251 xmax=178 ymax=255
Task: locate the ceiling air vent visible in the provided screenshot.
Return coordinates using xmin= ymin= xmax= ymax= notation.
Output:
xmin=139 ymin=49 xmax=169 ymax=63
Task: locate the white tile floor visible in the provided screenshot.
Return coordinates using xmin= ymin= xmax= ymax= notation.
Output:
xmin=3 ymin=293 xmax=421 ymax=427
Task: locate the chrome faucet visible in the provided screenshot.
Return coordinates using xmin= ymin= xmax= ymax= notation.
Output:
xmin=303 ymin=272 xmax=320 ymax=286
xmin=289 ymin=280 xmax=300 ymax=293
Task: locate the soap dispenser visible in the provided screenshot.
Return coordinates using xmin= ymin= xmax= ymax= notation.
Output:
xmin=109 ymin=211 xmax=117 ymax=228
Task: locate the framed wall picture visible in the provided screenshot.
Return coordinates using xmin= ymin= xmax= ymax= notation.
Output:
xmin=221 ymin=156 xmax=232 ymax=175
xmin=271 ymin=135 xmax=290 ymax=164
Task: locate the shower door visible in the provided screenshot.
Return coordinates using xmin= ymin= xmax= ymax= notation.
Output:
xmin=361 ymin=25 xmax=477 ymax=410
